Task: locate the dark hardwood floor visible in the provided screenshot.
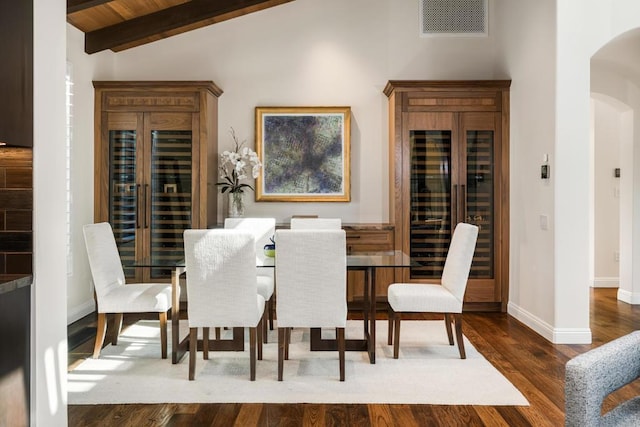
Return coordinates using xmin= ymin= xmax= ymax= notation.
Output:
xmin=67 ymin=288 xmax=640 ymax=426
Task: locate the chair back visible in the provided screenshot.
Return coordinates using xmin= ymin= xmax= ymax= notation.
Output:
xmin=224 ymin=217 xmax=276 ymax=267
xmin=183 ymin=229 xmax=261 ymax=327
xmin=275 ymin=229 xmax=347 ymax=328
xmin=290 ymin=217 xmax=342 ymax=230
xmin=83 ymin=222 xmax=126 ymax=302
xmin=441 ymin=222 xmax=479 ymax=301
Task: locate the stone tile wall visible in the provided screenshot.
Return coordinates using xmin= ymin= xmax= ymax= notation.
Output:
xmin=0 ymin=147 xmax=33 ymax=274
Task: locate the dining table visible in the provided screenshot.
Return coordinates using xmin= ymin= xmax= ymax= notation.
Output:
xmin=128 ymin=250 xmax=414 ymax=365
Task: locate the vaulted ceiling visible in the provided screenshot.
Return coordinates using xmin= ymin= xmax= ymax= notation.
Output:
xmin=67 ymin=0 xmax=295 ymax=54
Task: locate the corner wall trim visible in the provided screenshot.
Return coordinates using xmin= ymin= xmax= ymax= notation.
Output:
xmin=67 ymin=299 xmax=95 ymax=325
xmin=507 ymin=302 xmax=592 ymax=344
xmin=591 ymin=277 xmax=619 ymax=288
xmin=617 ymin=289 xmax=640 ymax=305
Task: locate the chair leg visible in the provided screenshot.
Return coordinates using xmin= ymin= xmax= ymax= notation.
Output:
xmin=393 ymin=312 xmax=401 ymax=359
xmin=203 ymin=327 xmax=209 ymax=360
xmin=92 ymin=312 xmax=108 ymax=359
xmin=189 ymin=327 xmax=197 ymax=380
xmin=257 ymin=316 xmax=264 ymax=361
xmin=268 ymin=296 xmax=274 ymax=330
xmin=249 ymin=327 xmax=257 ymax=381
xmin=278 ymin=328 xmax=286 ymax=381
xmin=338 ymin=327 xmax=345 ymax=381
xmin=454 ymin=313 xmax=466 ymax=359
xmin=262 ymin=309 xmax=268 ymax=344
xmin=112 ymin=313 xmax=123 ymax=345
xmin=159 ymin=311 xmax=168 ymax=359
xmin=388 ymin=306 xmax=394 ymax=345
xmin=444 ymin=313 xmax=454 ymax=345
xmin=285 ymin=327 xmax=291 ymax=360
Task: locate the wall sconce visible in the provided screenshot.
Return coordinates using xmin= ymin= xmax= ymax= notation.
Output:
xmin=615 ymin=168 xmax=621 ymax=178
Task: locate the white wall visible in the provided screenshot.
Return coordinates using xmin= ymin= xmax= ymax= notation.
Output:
xmin=552 ymin=0 xmax=640 ymax=342
xmin=494 ymin=0 xmax=559 ymax=339
xmin=66 ymin=25 xmax=116 ymax=324
xmin=34 ymin=0 xmax=68 ymax=424
xmin=592 ymin=97 xmax=622 ymax=287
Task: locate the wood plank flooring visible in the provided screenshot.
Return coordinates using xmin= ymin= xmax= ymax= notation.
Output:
xmin=67 ymin=288 xmax=640 ymax=426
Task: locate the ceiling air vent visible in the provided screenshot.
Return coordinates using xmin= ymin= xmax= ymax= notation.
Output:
xmin=420 ymin=0 xmax=488 ymax=37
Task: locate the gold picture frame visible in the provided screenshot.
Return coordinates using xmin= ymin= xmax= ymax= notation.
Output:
xmin=255 ymin=106 xmax=351 ymax=202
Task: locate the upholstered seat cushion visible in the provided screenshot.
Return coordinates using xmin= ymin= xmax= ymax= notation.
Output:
xmin=99 ymin=283 xmax=172 ymax=314
xmin=257 ymin=275 xmax=274 ymax=301
xmin=387 ymin=283 xmax=462 ymax=313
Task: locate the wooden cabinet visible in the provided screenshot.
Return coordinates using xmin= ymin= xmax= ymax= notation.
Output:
xmin=344 ymin=225 xmax=395 ymax=306
xmin=384 ymin=81 xmax=510 ymax=311
xmin=93 ymin=81 xmax=222 ymax=282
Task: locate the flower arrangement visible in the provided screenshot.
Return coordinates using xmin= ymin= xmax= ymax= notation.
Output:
xmin=216 ymin=128 xmax=262 ymax=194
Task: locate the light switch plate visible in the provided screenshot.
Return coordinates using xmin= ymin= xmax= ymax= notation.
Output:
xmin=539 ymin=215 xmax=548 ymax=230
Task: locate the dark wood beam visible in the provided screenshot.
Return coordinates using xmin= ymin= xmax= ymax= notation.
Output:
xmin=67 ymin=0 xmax=112 ymax=14
xmin=84 ymin=0 xmax=295 ymax=54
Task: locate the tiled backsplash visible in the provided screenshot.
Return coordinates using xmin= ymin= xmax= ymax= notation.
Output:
xmin=0 ymin=147 xmax=33 ymax=274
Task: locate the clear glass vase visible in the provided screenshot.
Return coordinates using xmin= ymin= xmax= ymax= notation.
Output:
xmin=228 ymin=192 xmax=245 ymax=218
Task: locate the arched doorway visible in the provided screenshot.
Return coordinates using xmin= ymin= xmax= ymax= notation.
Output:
xmin=591 ymin=29 xmax=640 ymax=306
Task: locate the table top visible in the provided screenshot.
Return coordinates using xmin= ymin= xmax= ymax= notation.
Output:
xmin=127 ymin=250 xmax=415 ymax=269
xmin=0 ymin=274 xmax=32 ymax=295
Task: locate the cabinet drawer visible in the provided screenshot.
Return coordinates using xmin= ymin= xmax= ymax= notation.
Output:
xmin=345 ymin=229 xmax=394 ymax=253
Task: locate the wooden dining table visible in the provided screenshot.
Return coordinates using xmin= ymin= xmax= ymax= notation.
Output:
xmin=129 ymin=250 xmax=414 ymax=365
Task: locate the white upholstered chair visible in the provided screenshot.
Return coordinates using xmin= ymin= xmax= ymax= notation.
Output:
xmin=224 ymin=217 xmax=276 ymax=337
xmin=387 ymin=222 xmax=478 ymax=359
xmin=290 ymin=217 xmax=342 ymax=230
xmin=83 ymin=222 xmax=173 ymax=359
xmin=275 ymin=229 xmax=347 ymax=381
xmin=183 ymin=229 xmax=265 ymax=381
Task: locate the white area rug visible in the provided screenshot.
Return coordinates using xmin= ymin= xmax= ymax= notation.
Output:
xmin=68 ymin=320 xmax=528 ymax=405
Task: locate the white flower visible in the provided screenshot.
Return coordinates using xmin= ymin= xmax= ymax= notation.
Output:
xmin=216 ymin=128 xmax=263 ymax=194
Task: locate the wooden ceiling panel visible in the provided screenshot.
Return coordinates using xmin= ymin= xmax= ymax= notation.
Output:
xmin=67 ymin=0 xmax=294 ymax=53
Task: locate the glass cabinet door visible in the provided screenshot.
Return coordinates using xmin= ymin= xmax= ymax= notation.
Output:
xmin=149 ymin=129 xmax=192 ymax=279
xmin=406 ymin=112 xmax=498 ymax=282
xmin=108 ymin=128 xmax=139 ymax=278
xmin=409 ymin=130 xmax=452 ymax=279
xmin=461 ymin=112 xmax=498 ymax=281
xmin=146 ymin=113 xmax=194 ymax=280
xmin=106 ymin=112 xmax=195 ymax=281
xmin=465 ymin=129 xmax=494 ymax=279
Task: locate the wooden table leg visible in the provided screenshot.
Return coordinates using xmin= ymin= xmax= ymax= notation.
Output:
xmin=309 ymin=266 xmax=376 ymax=363
xmin=172 ymin=266 xmax=187 ymax=364
xmin=368 ymin=266 xmax=376 ymax=364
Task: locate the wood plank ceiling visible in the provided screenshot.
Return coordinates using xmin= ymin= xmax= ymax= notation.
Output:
xmin=67 ymin=0 xmax=295 ymax=54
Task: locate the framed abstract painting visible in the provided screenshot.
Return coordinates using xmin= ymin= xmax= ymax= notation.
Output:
xmin=255 ymin=106 xmax=351 ymax=202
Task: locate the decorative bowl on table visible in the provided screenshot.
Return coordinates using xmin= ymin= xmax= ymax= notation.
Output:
xmin=263 ymin=244 xmax=276 ymax=258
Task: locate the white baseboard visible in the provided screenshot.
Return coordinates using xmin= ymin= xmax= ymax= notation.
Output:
xmin=591 ymin=277 xmax=619 ymax=288
xmin=68 ymin=299 xmax=95 ymax=325
xmin=617 ymin=288 xmax=640 ymax=304
xmin=507 ymin=302 xmax=592 ymax=344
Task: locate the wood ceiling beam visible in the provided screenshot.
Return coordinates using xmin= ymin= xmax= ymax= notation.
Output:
xmin=67 ymin=0 xmax=112 ymax=14
xmin=84 ymin=0 xmax=295 ymax=54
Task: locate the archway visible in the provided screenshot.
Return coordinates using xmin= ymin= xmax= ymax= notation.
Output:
xmin=591 ymin=28 xmax=640 ymax=306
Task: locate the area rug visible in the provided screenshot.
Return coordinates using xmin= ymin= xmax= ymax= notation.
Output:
xmin=68 ymin=320 xmax=528 ymax=405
